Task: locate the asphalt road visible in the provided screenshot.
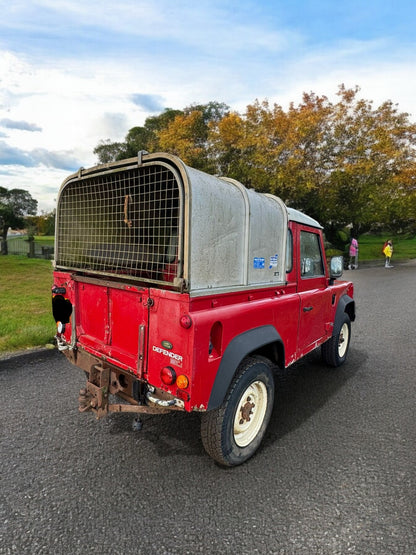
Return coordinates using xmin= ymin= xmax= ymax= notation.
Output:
xmin=1 ymin=261 xmax=415 ymax=554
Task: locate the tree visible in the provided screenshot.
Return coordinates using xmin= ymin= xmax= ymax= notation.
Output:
xmin=319 ymin=86 xmax=416 ymax=235
xmin=93 ymin=140 xmax=127 ymax=164
xmin=158 ymin=110 xmax=212 ymax=170
xmin=93 ymin=102 xmax=230 ymax=167
xmin=93 ymin=89 xmax=416 ymax=234
xmin=0 ymin=187 xmax=38 ymax=255
xmin=93 ymin=109 xmax=183 ymax=164
xmin=208 ymin=111 xmax=247 ymax=179
xmin=26 ymin=210 xmax=56 ymax=236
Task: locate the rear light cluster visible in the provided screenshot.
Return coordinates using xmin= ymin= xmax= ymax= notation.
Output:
xmin=161 ymin=366 xmax=176 ymax=385
xmin=160 ymin=366 xmax=189 ymax=390
xmin=159 ymin=313 xmax=192 ymax=400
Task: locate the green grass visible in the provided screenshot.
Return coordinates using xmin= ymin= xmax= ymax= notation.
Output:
xmin=34 ymin=235 xmax=55 ymax=244
xmin=1 ymin=232 xmax=415 ymax=354
xmin=356 ymin=233 xmax=416 ymax=261
xmin=0 ymin=256 xmax=55 ymax=355
xmin=326 ymin=233 xmax=416 ymax=261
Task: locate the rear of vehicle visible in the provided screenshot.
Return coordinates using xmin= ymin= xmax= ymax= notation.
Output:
xmin=52 ymin=152 xmax=354 ymax=466
xmin=53 ymin=155 xmax=196 ymax=415
xmin=52 ymin=152 xmax=288 ymax=411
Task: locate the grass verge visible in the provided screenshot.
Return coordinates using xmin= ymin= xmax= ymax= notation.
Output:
xmin=0 ymin=255 xmax=55 ymax=355
xmin=356 ymin=233 xmax=416 ymax=261
xmin=1 ymin=232 xmax=415 ymax=355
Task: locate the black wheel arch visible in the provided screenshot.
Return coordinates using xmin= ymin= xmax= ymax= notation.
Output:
xmin=207 ymin=325 xmax=284 ymax=411
xmin=334 ymin=294 xmax=355 ymax=331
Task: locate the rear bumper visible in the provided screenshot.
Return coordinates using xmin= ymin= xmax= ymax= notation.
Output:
xmin=62 ymin=346 xmax=185 ymax=418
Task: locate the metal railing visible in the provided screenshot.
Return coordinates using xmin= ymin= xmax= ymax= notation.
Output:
xmin=6 ymin=236 xmax=54 ymax=259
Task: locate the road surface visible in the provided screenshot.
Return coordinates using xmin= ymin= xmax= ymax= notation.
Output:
xmin=1 ymin=261 xmax=415 ymax=554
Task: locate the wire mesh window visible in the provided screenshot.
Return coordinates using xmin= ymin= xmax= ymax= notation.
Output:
xmin=56 ymin=164 xmax=181 ymax=283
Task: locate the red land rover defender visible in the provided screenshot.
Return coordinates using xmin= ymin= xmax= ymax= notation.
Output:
xmin=52 ymin=152 xmax=355 ymax=466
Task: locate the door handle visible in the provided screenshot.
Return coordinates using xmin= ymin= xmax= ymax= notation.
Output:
xmin=303 ymin=306 xmax=313 ymax=312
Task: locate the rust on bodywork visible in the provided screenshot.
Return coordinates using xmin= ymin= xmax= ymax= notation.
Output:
xmin=78 ymin=361 xmax=182 ymax=418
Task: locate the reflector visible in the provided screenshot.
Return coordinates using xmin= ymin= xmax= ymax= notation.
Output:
xmin=180 ymin=315 xmax=192 ymax=329
xmin=176 ymin=374 xmax=189 ymax=389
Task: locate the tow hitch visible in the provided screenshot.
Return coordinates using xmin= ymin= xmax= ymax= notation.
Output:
xmin=78 ymin=363 xmax=184 ymax=420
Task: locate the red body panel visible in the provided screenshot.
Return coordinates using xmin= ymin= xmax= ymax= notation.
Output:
xmin=53 ymin=221 xmax=353 ymax=413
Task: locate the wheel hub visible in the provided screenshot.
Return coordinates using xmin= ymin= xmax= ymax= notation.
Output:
xmin=239 ymin=396 xmax=255 ymax=424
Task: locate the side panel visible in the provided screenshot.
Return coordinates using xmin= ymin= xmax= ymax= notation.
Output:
xmin=188 ymin=289 xmax=301 ymax=410
xmin=77 ymin=281 xmax=148 ymax=375
xmin=207 ymin=326 xmax=281 ymax=410
xmin=108 ymin=287 xmax=147 ymax=371
xmin=145 ymin=289 xmax=194 ymax=403
xmin=294 ymin=223 xmax=333 ymax=355
xmin=298 ymin=287 xmax=333 ymax=352
xmin=76 ymin=282 xmax=109 ymax=346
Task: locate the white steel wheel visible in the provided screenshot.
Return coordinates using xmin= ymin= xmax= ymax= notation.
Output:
xmin=338 ymin=322 xmax=350 ymax=359
xmin=233 ymin=380 xmax=268 ymax=448
xmin=200 ymin=356 xmax=275 ymax=467
xmin=321 ymin=313 xmax=351 ymax=367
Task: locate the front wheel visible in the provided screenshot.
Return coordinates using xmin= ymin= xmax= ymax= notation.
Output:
xmin=201 ymin=356 xmax=275 ymax=467
xmin=322 ymin=313 xmax=351 ymax=367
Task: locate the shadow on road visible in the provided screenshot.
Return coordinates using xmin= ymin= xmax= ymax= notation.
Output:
xmin=263 ymin=346 xmax=365 ymax=448
xmin=95 ymin=346 xmax=367 ymax=461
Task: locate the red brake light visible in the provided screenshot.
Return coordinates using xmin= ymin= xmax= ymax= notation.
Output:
xmin=160 ymin=366 xmax=176 ymax=385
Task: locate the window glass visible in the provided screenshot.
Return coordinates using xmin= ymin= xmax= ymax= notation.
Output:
xmin=300 ymin=231 xmax=324 ymax=277
xmin=286 ymin=230 xmax=293 ymax=273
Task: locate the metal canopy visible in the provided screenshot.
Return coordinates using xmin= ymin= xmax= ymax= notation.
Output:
xmin=55 ymin=152 xmax=288 ymax=295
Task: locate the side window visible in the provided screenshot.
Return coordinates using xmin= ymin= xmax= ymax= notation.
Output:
xmin=300 ymin=231 xmax=324 ymax=277
xmin=286 ymin=229 xmax=293 ymax=273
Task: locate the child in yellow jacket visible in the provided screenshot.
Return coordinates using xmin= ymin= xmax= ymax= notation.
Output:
xmin=383 ymin=240 xmax=393 ymax=268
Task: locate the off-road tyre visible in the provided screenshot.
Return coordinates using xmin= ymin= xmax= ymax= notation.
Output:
xmin=201 ymin=356 xmax=275 ymax=467
xmin=322 ymin=313 xmax=351 ymax=367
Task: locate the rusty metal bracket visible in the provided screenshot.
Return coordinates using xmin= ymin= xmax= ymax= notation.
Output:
xmin=78 ymin=362 xmax=185 ymax=419
xmin=79 ymin=364 xmax=110 ymax=418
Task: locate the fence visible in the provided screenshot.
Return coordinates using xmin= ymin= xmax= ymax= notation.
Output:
xmin=6 ymin=236 xmax=54 ymax=259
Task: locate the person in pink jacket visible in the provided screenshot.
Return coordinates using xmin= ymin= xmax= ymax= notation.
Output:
xmin=348 ymin=237 xmax=359 ymax=269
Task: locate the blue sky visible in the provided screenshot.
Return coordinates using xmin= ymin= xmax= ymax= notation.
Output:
xmin=1 ymin=0 xmax=415 ymax=212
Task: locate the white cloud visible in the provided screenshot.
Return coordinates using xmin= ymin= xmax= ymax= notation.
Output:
xmin=0 ymin=1 xmax=415 ymax=213
xmin=0 ymin=165 xmax=70 ymax=212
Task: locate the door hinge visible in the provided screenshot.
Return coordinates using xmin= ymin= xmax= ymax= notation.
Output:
xmin=138 ymin=324 xmax=146 ymax=375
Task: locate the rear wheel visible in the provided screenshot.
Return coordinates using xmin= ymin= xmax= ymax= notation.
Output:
xmin=322 ymin=313 xmax=351 ymax=367
xmin=201 ymin=356 xmax=275 ymax=467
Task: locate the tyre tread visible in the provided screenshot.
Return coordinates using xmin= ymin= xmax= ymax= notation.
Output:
xmin=322 ymin=313 xmax=351 ymax=367
xmin=201 ymin=356 xmax=273 ymax=466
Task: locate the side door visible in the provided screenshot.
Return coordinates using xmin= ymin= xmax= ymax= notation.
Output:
xmin=296 ymin=227 xmax=332 ymax=355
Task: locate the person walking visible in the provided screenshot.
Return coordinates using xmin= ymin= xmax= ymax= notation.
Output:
xmin=348 ymin=237 xmax=359 ymax=269
xmin=383 ymin=240 xmax=394 ymax=268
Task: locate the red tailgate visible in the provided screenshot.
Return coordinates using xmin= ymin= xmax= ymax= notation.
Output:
xmin=75 ymin=278 xmax=148 ymax=375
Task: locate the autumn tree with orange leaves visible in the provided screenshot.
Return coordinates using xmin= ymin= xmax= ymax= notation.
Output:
xmin=94 ymin=87 xmax=416 ymax=234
